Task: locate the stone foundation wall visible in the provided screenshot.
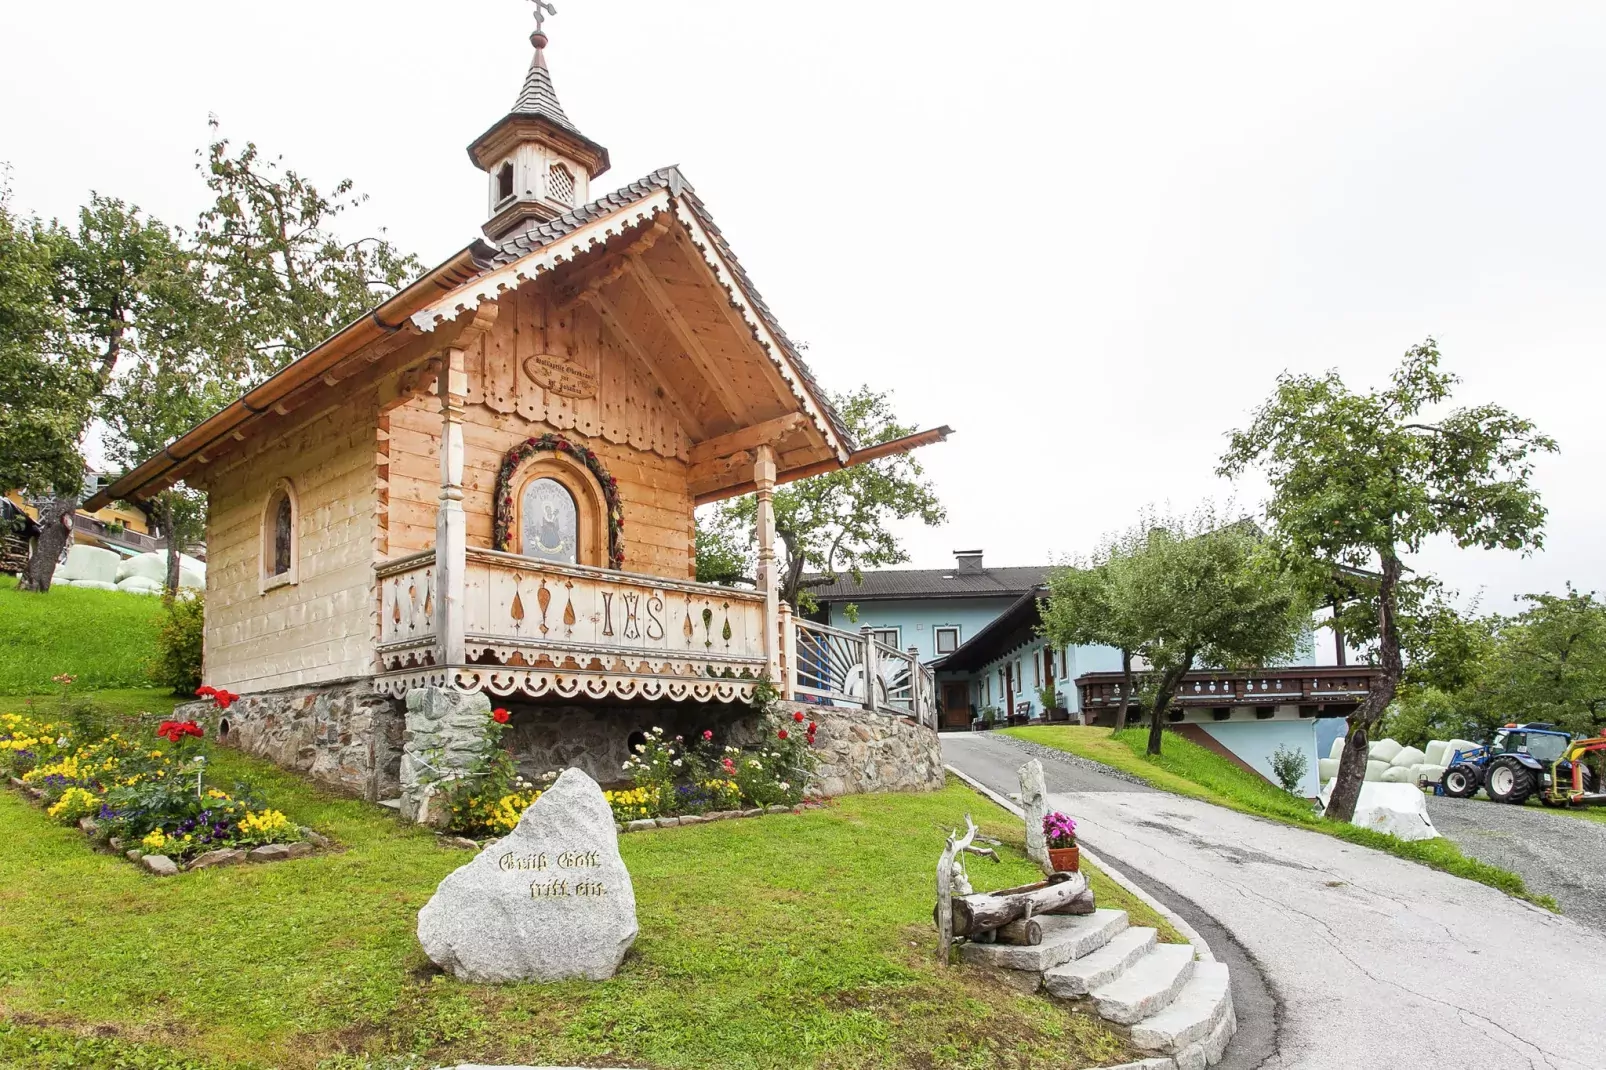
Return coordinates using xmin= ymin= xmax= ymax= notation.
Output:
xmin=794 ymin=703 xmax=945 ymax=797
xmin=502 ymin=702 xmax=766 ymax=787
xmin=177 ymin=679 xmax=405 ymax=801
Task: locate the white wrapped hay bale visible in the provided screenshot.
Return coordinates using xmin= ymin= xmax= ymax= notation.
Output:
xmin=1424 ymin=741 xmax=1450 ymax=767
xmin=1418 ymin=764 xmax=1446 ymax=785
xmin=1445 ymin=739 xmax=1482 ymax=763
xmin=1365 ymin=760 xmax=1391 ymax=782
xmin=1369 ymin=739 xmax=1404 ymax=765
xmin=54 ymin=544 xmax=121 ymax=586
xmin=116 ymin=550 xmax=206 ymax=590
xmin=1319 ymin=758 xmax=1340 ymax=782
xmin=1329 ymin=737 xmax=1347 ymax=761
xmin=1321 ymin=781 xmax=1440 ymax=840
xmin=1390 ymin=746 xmax=1427 ymax=768
xmin=115 ymin=576 xmax=163 ymax=595
xmin=1380 ymin=766 xmax=1417 ymax=784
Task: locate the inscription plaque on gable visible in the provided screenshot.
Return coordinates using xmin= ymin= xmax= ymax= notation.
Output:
xmin=525 ymin=351 xmax=598 ymax=399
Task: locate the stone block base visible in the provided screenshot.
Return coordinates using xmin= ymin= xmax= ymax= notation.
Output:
xmin=177 ymin=679 xmax=404 ymax=801
xmin=794 ymin=703 xmax=945 ymax=797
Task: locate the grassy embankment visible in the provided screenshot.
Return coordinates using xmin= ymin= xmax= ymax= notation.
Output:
xmin=1002 ymin=724 xmax=1559 ymax=911
xmin=0 ymin=684 xmax=1173 ymax=1070
xmin=0 ymin=575 xmax=166 ymax=695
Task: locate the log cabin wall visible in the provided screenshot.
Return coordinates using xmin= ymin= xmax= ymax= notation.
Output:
xmin=385 ymin=281 xmax=697 ymax=580
xmin=193 ymin=389 xmax=381 ymax=692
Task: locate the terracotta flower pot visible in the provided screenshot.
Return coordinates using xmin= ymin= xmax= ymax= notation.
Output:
xmin=1048 ymin=845 xmax=1080 ymax=873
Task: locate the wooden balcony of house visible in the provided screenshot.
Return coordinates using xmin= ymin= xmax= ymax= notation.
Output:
xmin=1075 ymin=664 xmax=1384 ymax=721
xmin=375 ymin=549 xmax=769 ymax=704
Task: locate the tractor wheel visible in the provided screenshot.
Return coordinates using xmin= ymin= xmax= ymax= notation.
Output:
xmin=1484 ymin=758 xmax=1535 ymax=805
xmin=1442 ymin=764 xmax=1481 ymax=798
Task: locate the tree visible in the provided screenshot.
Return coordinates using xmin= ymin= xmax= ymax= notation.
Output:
xmin=1219 ymin=340 xmax=1557 ymax=822
xmin=0 ymin=173 xmax=90 ymax=522
xmin=194 ymin=121 xmax=420 ymax=383
xmin=99 ymin=234 xmax=231 ymax=596
xmin=1041 ymin=527 xmax=1150 ymax=731
xmin=1125 ymin=513 xmax=1312 ymax=755
xmin=1043 ymin=509 xmax=1310 ymax=754
xmin=1464 ymin=586 xmax=1606 ymax=738
xmin=695 ymin=386 xmax=946 ymax=609
xmin=2 ymin=193 xmax=176 ymax=590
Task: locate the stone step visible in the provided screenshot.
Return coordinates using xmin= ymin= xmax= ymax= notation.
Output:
xmin=1130 ymin=960 xmax=1232 ymax=1054
xmin=378 ymin=798 xmax=401 ymax=810
xmin=958 ymin=909 xmax=1128 ymax=974
xmin=1091 ymin=942 xmax=1196 ymax=1025
xmin=1043 ymin=925 xmax=1159 ymax=998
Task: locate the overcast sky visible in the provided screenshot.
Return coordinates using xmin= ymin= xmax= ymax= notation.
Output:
xmin=4 ymin=1 xmax=1601 ymax=613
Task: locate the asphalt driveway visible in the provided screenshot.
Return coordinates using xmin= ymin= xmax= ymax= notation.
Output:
xmin=1425 ymin=794 xmax=1606 ymax=934
xmin=943 ymin=731 xmax=1606 ymax=1070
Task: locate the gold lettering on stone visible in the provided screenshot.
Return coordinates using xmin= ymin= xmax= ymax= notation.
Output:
xmin=524 ymin=352 xmax=598 ymax=399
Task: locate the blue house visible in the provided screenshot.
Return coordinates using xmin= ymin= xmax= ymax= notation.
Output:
xmin=810 ymin=549 xmax=1380 ymax=797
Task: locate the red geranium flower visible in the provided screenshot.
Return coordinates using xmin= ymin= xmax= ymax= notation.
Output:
xmin=492 ymin=708 xmax=510 ymax=724
xmin=778 ymin=728 xmax=789 ymax=740
xmin=808 ymin=722 xmax=817 ymax=733
xmin=792 ymin=710 xmax=805 ymax=723
xmin=702 ymin=729 xmax=713 ymax=741
xmin=214 ymin=690 xmax=237 ymax=710
xmin=195 ymin=685 xmax=216 ymax=697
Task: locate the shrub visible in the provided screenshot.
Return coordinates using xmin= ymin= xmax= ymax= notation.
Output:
xmin=1270 ymin=744 xmax=1310 ymax=793
xmin=150 ymin=592 xmax=204 ymax=695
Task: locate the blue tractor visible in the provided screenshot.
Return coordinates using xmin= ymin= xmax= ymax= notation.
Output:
xmin=1440 ymin=723 xmax=1598 ymax=806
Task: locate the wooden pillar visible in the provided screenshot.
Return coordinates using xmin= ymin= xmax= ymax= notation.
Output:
xmin=435 ymin=348 xmax=468 ymax=667
xmin=753 ymin=445 xmax=780 ymax=680
xmin=861 ymin=625 xmax=879 ymax=712
xmin=777 ymin=600 xmax=797 ymax=701
xmin=909 ymin=646 xmax=925 ymax=727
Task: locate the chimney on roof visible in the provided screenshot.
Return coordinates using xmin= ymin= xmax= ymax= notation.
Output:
xmin=953 ymin=549 xmax=984 ymax=574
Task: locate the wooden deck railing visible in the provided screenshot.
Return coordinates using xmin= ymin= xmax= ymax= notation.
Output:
xmin=789 ymin=618 xmax=936 ymax=728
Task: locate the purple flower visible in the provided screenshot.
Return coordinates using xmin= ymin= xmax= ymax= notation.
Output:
xmin=1042 ymin=811 xmax=1078 ymax=848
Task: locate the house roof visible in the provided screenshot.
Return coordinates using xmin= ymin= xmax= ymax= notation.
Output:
xmin=808 ymin=564 xmax=1052 ymax=603
xmin=87 ymin=166 xmax=861 ymax=510
xmin=929 ymin=587 xmax=1047 ymax=672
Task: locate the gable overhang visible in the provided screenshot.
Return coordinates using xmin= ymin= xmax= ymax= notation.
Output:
xmin=86 ymin=240 xmax=501 ymax=512
xmin=411 ymin=184 xmax=856 ymax=473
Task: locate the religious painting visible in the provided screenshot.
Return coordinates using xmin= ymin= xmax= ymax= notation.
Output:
xmin=521 ymin=477 xmax=579 ymax=564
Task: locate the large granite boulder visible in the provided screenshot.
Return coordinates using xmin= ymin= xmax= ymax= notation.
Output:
xmin=417 ymin=768 xmax=638 ymax=982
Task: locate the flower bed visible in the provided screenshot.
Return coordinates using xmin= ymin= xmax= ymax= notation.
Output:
xmin=440 ymin=681 xmax=822 ymax=839
xmin=1 ymin=689 xmax=322 ymax=872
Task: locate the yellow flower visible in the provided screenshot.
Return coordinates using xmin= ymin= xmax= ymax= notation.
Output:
xmin=142 ymin=828 xmax=167 ymax=851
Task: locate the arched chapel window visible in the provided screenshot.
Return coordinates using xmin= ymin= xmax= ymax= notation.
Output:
xmin=521 ymin=477 xmax=578 ymax=564
xmin=261 ymin=480 xmax=298 ymax=589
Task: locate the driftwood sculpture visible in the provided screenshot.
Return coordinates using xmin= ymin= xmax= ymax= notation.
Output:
xmin=935 ymin=814 xmax=999 ymax=962
xmin=949 ymin=870 xmax=1093 ymax=938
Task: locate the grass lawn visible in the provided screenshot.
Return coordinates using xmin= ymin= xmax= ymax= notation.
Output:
xmin=0 ymin=576 xmax=166 ymax=694
xmin=0 ymin=699 xmax=1164 ymax=1070
xmin=1003 ymin=725 xmax=1558 ymax=911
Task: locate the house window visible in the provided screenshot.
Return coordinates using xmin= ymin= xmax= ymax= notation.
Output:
xmin=496 ymin=162 xmax=514 ymax=203
xmin=520 ymin=477 xmax=579 ymax=564
xmin=935 ymin=626 xmax=960 ymax=654
xmin=1033 ymin=651 xmax=1041 ymax=688
xmin=1014 ymin=660 xmax=1023 ymax=692
xmin=260 ymin=479 xmax=298 ymax=591
xmin=871 ymin=627 xmax=900 ymax=650
xmin=1059 ymin=647 xmax=1067 ymax=677
xmin=548 ymin=163 xmax=575 ymax=205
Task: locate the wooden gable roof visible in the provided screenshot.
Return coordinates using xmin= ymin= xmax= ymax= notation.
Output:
xmin=90 ymin=168 xmax=948 ymax=512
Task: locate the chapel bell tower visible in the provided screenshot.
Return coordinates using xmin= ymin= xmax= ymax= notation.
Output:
xmin=467 ymin=2 xmax=610 ymax=242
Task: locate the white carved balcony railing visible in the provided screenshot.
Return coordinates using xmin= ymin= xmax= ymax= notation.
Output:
xmin=788 ymin=619 xmax=935 ymax=729
xmin=377 ymin=551 xmax=438 ymax=668
xmin=375 ymin=549 xmax=768 ymax=703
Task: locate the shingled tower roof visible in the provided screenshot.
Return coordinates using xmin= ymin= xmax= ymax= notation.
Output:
xmin=510 ymin=32 xmax=581 ymax=136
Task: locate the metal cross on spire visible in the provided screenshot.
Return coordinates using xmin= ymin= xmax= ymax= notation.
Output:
xmin=529 ymin=0 xmax=557 ymax=34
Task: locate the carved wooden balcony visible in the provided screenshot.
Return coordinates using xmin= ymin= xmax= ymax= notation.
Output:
xmin=376 ymin=549 xmax=768 ymax=703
